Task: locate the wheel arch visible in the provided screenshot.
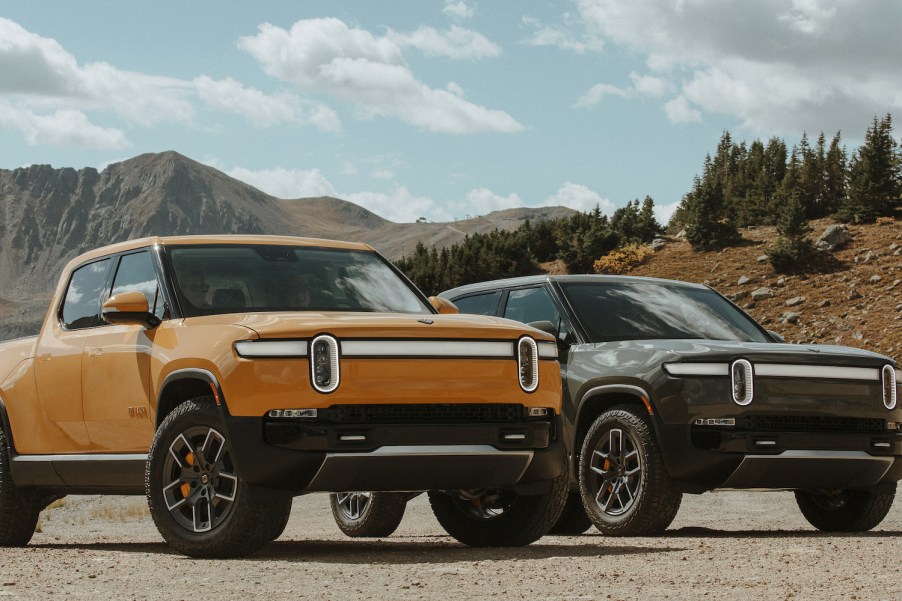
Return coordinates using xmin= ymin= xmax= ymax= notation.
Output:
xmin=573 ymin=383 xmax=659 ymax=472
xmin=156 ymin=368 xmax=227 ymax=428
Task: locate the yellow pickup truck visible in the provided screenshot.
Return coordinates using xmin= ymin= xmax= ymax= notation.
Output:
xmin=0 ymin=235 xmax=566 ymax=557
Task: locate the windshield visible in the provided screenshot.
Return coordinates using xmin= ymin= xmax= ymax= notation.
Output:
xmin=559 ymin=281 xmax=770 ymax=343
xmin=168 ymin=244 xmax=431 ymax=317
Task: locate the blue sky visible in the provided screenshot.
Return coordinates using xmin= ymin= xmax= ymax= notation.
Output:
xmin=2 ymin=1 xmax=901 ymax=224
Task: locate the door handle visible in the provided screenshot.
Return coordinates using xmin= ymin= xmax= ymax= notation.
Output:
xmin=86 ymin=347 xmax=102 ymax=357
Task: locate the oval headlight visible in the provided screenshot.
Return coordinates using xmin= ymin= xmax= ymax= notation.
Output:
xmin=310 ymin=334 xmax=340 ymax=393
xmin=883 ymin=365 xmax=897 ymax=410
xmin=731 ymin=359 xmax=754 ymax=406
xmin=518 ymin=336 xmax=539 ymax=393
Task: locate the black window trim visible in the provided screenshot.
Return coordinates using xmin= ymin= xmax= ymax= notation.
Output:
xmin=57 ymin=246 xmax=170 ymax=332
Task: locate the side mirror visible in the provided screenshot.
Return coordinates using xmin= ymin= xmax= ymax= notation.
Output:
xmin=767 ymin=330 xmax=785 ymax=343
xmin=428 ymin=296 xmax=459 ymax=315
xmin=527 ymin=320 xmax=558 ymax=337
xmin=102 ymin=292 xmax=160 ymax=328
xmin=528 ymin=320 xmax=570 ymax=350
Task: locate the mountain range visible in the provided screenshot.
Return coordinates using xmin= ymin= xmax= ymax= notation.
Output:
xmin=0 ymin=151 xmax=573 ymax=339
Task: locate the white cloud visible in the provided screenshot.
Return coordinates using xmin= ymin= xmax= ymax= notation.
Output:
xmin=371 ymin=169 xmax=394 ymax=180
xmin=0 ymin=102 xmax=129 ymax=148
xmin=575 ymin=83 xmax=628 ymax=108
xmin=347 ymin=187 xmax=452 ymax=223
xmin=238 ymin=18 xmax=523 ymax=134
xmin=0 ymin=17 xmax=194 ymax=126
xmin=387 ymin=25 xmax=500 ymax=60
xmin=225 ymin=166 xmax=337 ymax=199
xmin=545 ymin=182 xmax=616 ymax=215
xmin=629 ymin=72 xmax=668 ymax=97
xmin=653 ymin=200 xmax=681 ymax=225
xmin=521 ymin=15 xmax=604 ymax=55
xmin=443 ymin=0 xmax=475 ymax=20
xmin=664 ymin=96 xmax=702 ymax=123
xmin=194 ymin=75 xmax=341 ymax=130
xmin=575 ymin=0 xmax=902 ymax=134
xmin=464 ymin=188 xmax=524 ymax=214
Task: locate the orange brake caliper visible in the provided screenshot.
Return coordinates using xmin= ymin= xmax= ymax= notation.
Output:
xmin=180 ymin=452 xmax=196 ymax=498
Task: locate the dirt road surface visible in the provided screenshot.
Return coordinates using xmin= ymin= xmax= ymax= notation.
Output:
xmin=1 ymin=491 xmax=899 ymax=600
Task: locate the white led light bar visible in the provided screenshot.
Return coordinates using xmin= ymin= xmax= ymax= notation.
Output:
xmin=235 ymin=340 xmax=308 ymax=358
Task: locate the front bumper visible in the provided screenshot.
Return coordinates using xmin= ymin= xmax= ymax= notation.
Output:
xmin=658 ymin=422 xmax=902 ymax=491
xmin=221 ymin=410 xmax=565 ymax=494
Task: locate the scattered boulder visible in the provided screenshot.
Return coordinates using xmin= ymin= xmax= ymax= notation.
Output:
xmin=848 ymin=289 xmax=862 ymax=300
xmin=730 ymin=290 xmax=750 ymax=301
xmin=776 ymin=277 xmax=787 ymax=287
xmin=870 ymin=275 xmax=882 ymax=284
xmin=782 ymin=312 xmax=801 ymax=324
xmin=649 ymin=238 xmax=666 ymax=251
xmin=818 ymin=299 xmax=831 ymax=308
xmin=738 ymin=276 xmax=751 ymax=285
xmin=752 ymin=287 xmax=774 ymax=301
xmin=786 ymin=297 xmax=805 ymax=307
xmin=756 ymin=255 xmax=768 ymax=263
xmin=675 ymin=229 xmax=687 ymax=239
xmin=816 ymin=224 xmax=852 ymax=251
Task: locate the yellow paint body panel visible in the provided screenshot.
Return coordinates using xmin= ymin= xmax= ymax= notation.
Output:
xmin=0 ymin=235 xmax=561 ymax=456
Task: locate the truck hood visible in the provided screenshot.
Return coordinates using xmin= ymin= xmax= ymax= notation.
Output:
xmin=183 ymin=311 xmax=555 ymax=342
xmin=596 ymin=339 xmax=896 ymax=368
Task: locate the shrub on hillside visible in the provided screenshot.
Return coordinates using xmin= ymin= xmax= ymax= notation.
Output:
xmin=594 ymin=243 xmax=654 ymax=275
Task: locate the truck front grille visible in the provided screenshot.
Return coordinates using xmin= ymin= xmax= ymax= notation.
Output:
xmin=737 ymin=415 xmax=885 ymax=434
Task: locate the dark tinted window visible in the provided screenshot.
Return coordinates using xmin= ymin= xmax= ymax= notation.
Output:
xmin=169 ymin=245 xmax=430 ymax=317
xmin=112 ymin=251 xmax=163 ymax=319
xmin=451 ymin=291 xmax=501 ymax=316
xmin=61 ymin=259 xmax=111 ymax=330
xmin=503 ymin=287 xmax=561 ymax=325
xmin=560 ymin=281 xmax=769 ymax=343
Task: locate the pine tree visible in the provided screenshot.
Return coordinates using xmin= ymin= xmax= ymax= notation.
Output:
xmin=823 ymin=132 xmax=848 ymax=216
xmin=842 ymin=114 xmax=900 ymax=221
xmin=685 ymin=158 xmax=739 ymax=250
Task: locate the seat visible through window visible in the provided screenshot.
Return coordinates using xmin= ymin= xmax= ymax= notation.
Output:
xmin=212 ymin=288 xmax=246 ymax=308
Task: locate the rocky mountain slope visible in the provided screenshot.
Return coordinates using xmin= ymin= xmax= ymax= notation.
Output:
xmin=0 ymin=151 xmax=573 ymax=339
xmin=630 ymin=218 xmax=902 ymax=360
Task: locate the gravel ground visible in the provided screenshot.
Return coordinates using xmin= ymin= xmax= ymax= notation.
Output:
xmin=0 ymin=490 xmax=899 ymax=600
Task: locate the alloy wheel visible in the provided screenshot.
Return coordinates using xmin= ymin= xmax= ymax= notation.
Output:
xmin=161 ymin=426 xmax=238 ymax=533
xmin=588 ymin=428 xmax=643 ymax=517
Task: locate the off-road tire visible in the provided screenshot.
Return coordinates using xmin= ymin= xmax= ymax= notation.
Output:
xmin=330 ymin=492 xmax=407 ymax=537
xmin=428 ymin=467 xmax=568 ymax=547
xmin=146 ymin=397 xmax=292 ymax=558
xmin=0 ymin=428 xmax=41 ymax=546
xmin=579 ymin=406 xmax=681 ymax=536
xmin=795 ymin=486 xmax=896 ymax=532
xmin=549 ymin=491 xmax=594 ymax=535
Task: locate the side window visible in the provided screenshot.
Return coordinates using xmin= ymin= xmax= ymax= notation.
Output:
xmin=111 ymin=251 xmax=164 ymax=319
xmin=61 ymin=259 xmax=112 ymax=330
xmin=451 ymin=291 xmax=501 ymax=316
xmin=503 ymin=287 xmax=561 ymax=326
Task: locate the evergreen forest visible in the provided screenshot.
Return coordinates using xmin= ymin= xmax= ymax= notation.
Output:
xmin=397 ymin=114 xmax=902 ymax=294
